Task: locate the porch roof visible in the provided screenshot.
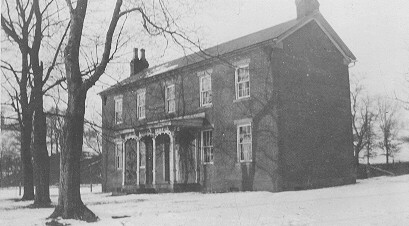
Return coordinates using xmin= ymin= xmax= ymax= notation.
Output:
xmin=134 ymin=113 xmax=206 ymax=132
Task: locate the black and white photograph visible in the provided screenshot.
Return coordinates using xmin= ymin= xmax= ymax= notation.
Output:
xmin=1 ymin=0 xmax=408 ymax=225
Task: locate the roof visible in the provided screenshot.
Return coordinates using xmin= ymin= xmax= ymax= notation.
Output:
xmin=100 ymin=12 xmax=356 ymax=95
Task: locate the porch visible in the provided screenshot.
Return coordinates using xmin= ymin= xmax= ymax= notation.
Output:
xmin=117 ymin=113 xmax=207 ymax=194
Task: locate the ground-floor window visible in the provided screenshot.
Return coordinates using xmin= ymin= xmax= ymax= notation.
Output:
xmin=115 ymin=142 xmax=123 ymax=170
xmin=237 ymin=123 xmax=252 ymax=162
xmin=201 ymin=130 xmax=213 ymax=164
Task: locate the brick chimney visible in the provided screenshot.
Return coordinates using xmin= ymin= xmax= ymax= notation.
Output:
xmin=295 ymin=0 xmax=320 ymax=19
xmin=130 ymin=48 xmax=149 ymax=77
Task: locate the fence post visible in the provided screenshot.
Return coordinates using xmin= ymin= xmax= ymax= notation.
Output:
xmin=19 ymin=182 xmax=21 ymax=196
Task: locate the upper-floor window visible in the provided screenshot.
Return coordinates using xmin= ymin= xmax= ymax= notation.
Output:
xmin=199 ymin=70 xmax=212 ymax=107
xmin=235 ymin=65 xmax=250 ymax=99
xmin=237 ymin=123 xmax=252 ymax=162
xmin=115 ymin=142 xmax=123 ymax=170
xmin=137 ymin=89 xmax=146 ymax=119
xmin=201 ymin=130 xmax=213 ymax=164
xmin=165 ymin=84 xmax=175 ymax=113
xmin=114 ymin=95 xmax=123 ymax=124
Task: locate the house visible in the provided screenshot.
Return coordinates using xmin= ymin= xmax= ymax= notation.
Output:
xmin=99 ymin=0 xmax=357 ymax=193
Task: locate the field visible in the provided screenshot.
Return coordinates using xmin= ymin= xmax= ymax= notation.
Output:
xmin=1 ymin=175 xmax=409 ymax=226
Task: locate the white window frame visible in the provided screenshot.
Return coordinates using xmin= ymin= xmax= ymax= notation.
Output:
xmin=137 ymin=89 xmax=145 ymax=119
xmin=115 ymin=142 xmax=123 ymax=170
xmin=114 ymin=95 xmax=123 ymax=124
xmin=165 ymin=84 xmax=175 ymax=113
xmin=201 ymin=130 xmax=213 ymax=164
xmin=198 ymin=70 xmax=212 ymax=107
xmin=237 ymin=123 xmax=252 ymax=163
xmin=235 ymin=64 xmax=250 ymax=100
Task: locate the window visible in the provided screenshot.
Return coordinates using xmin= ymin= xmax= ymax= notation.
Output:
xmin=201 ymin=130 xmax=213 ymax=164
xmin=137 ymin=89 xmax=145 ymax=119
xmin=166 ymin=84 xmax=175 ymax=113
xmin=115 ymin=142 xmax=123 ymax=170
xmin=199 ymin=70 xmax=212 ymax=107
xmin=114 ymin=96 xmax=123 ymax=124
xmin=139 ymin=142 xmax=146 ymax=169
xmin=235 ymin=65 xmax=250 ymax=99
xmin=237 ymin=124 xmax=252 ymax=162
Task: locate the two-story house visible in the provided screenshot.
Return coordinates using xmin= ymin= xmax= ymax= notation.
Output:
xmin=99 ymin=0 xmax=357 ymax=193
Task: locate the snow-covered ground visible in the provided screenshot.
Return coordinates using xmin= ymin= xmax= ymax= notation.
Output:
xmin=1 ymin=175 xmax=409 ymax=226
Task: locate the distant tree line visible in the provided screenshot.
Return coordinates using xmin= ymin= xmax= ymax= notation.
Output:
xmin=350 ymin=76 xmax=407 ymax=169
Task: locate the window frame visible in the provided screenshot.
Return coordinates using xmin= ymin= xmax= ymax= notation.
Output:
xmin=136 ymin=89 xmax=146 ymax=120
xmin=235 ymin=64 xmax=250 ymax=100
xmin=199 ymin=70 xmax=212 ymax=107
xmin=237 ymin=123 xmax=252 ymax=163
xmin=201 ymin=130 xmax=214 ymax=164
xmin=114 ymin=95 xmax=123 ymax=124
xmin=115 ymin=142 xmax=123 ymax=170
xmin=165 ymin=84 xmax=175 ymax=113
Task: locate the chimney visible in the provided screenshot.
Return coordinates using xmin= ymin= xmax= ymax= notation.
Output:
xmin=133 ymin=48 xmax=138 ymax=60
xmin=140 ymin=49 xmax=146 ymax=60
xmin=295 ymin=0 xmax=320 ymax=19
xmin=130 ymin=48 xmax=138 ymax=76
xmin=130 ymin=48 xmax=149 ymax=77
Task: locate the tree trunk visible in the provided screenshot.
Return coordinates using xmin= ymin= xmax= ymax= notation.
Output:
xmin=33 ymin=96 xmax=51 ymax=206
xmin=50 ymin=90 xmax=97 ymax=222
xmin=354 ymin=148 xmax=360 ymax=167
xmin=20 ymin=117 xmax=34 ymax=200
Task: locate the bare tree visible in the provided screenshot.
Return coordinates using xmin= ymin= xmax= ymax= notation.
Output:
xmin=350 ymin=79 xmax=377 ymax=167
xmin=1 ymin=0 xmax=68 ymax=204
xmin=377 ymin=99 xmax=401 ymax=166
xmin=363 ymin=115 xmax=377 ymax=164
xmin=2 ymin=0 xmax=37 ymax=200
xmin=51 ymin=0 xmax=199 ymax=221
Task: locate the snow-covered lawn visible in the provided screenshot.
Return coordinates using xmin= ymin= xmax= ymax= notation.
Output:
xmin=1 ymin=175 xmax=409 ymax=226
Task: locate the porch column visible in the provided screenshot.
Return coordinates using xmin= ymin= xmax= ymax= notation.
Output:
xmin=175 ymin=143 xmax=179 ymax=182
xmin=169 ymin=132 xmax=174 ymax=184
xmin=152 ymin=136 xmax=156 ymax=185
xmin=136 ymin=139 xmax=140 ymax=185
xmin=122 ymin=141 xmax=125 ymax=186
xmin=195 ymin=136 xmax=198 ymax=183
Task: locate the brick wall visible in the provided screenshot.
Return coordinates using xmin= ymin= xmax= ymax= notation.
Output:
xmin=277 ymin=21 xmax=356 ymax=190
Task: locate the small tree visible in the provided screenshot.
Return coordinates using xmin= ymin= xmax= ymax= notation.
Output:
xmin=363 ymin=115 xmax=377 ymax=164
xmin=377 ymin=99 xmax=401 ymax=166
xmin=350 ymin=78 xmax=377 ymax=167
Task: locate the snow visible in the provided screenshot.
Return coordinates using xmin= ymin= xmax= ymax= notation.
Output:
xmin=1 ymin=175 xmax=409 ymax=226
xmin=146 ymin=63 xmax=179 ymax=78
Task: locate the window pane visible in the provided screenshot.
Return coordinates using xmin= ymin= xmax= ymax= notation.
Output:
xmin=237 ymin=67 xmax=249 ymax=82
xmin=238 ymin=124 xmax=252 ymax=162
xmin=137 ymin=91 xmax=145 ymax=118
xmin=202 ymin=76 xmax=210 ymax=91
xmin=202 ymin=131 xmax=213 ymax=163
xmin=168 ymin=100 xmax=175 ymax=112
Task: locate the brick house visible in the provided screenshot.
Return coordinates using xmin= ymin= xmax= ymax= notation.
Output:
xmin=99 ymin=0 xmax=357 ymax=193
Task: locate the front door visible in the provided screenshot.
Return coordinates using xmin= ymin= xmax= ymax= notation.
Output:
xmin=125 ymin=139 xmax=137 ymax=185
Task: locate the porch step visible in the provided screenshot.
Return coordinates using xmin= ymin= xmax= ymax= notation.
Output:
xmin=120 ymin=183 xmax=202 ymax=194
xmin=173 ymin=183 xmax=202 ymax=193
